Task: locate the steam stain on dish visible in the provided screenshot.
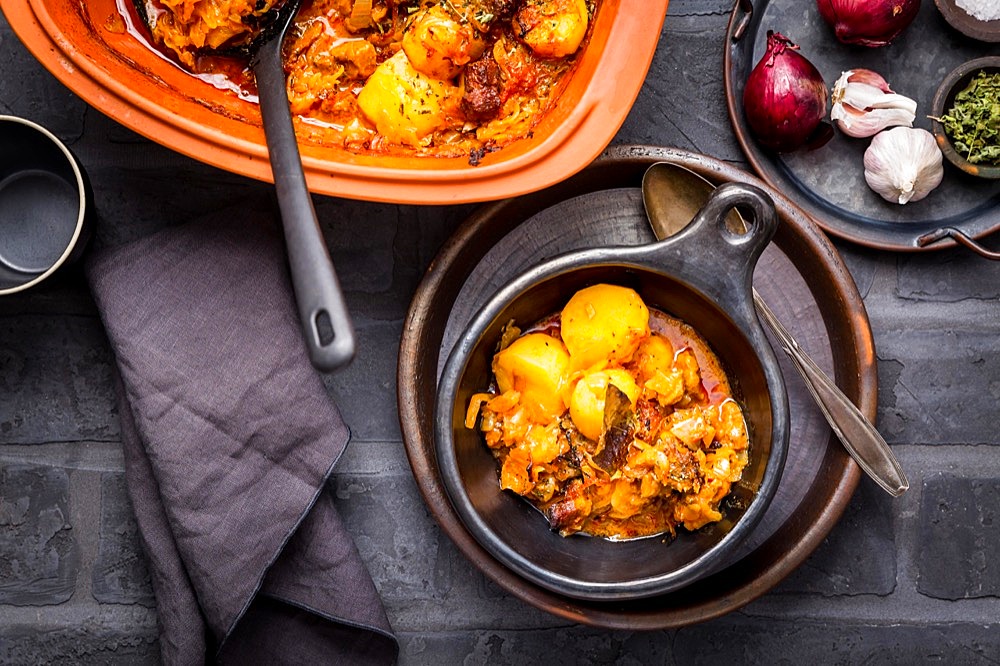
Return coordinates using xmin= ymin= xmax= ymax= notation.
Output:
xmin=115 ymin=0 xmax=600 ymax=164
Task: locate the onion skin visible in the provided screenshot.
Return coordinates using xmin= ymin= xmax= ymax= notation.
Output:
xmin=743 ymin=31 xmax=829 ymax=153
xmin=817 ymin=0 xmax=921 ymax=47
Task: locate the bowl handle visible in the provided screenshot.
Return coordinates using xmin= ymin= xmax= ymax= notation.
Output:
xmin=645 ymin=181 xmax=778 ymax=313
xmin=731 ymin=0 xmax=756 ymax=41
xmin=917 ymin=227 xmax=1000 ymax=261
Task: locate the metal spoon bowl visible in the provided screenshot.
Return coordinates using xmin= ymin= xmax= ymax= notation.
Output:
xmin=642 ymin=162 xmax=908 ymax=497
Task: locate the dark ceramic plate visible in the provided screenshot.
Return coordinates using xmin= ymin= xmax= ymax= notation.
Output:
xmin=397 ymin=145 xmax=873 ymax=628
xmin=726 ymin=0 xmax=1000 ymax=255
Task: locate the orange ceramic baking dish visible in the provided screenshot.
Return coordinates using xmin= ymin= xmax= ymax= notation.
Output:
xmin=1 ymin=0 xmax=670 ymax=204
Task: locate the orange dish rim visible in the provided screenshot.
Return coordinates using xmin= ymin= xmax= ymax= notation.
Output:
xmin=2 ymin=0 xmax=670 ymax=204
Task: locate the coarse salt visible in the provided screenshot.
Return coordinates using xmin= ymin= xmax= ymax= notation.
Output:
xmin=956 ymin=0 xmax=1000 ymax=22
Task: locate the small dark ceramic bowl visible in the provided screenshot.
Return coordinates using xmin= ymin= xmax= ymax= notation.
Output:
xmin=930 ymin=56 xmax=1000 ymax=180
xmin=435 ymin=183 xmax=790 ymax=601
xmin=934 ymin=0 xmax=1000 ymax=43
xmin=0 ymin=115 xmax=94 ymax=294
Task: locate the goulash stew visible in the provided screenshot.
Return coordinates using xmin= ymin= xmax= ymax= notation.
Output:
xmin=465 ymin=284 xmax=751 ymax=541
xmin=137 ymin=0 xmax=597 ymax=162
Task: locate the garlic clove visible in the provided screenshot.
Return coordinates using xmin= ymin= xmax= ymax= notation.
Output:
xmin=831 ymin=69 xmax=917 ymax=138
xmin=832 ymin=104 xmax=919 ymax=138
xmin=839 ymin=68 xmax=892 ymax=92
xmin=863 ymin=127 xmax=944 ymax=206
xmin=843 ymin=85 xmax=917 ymax=114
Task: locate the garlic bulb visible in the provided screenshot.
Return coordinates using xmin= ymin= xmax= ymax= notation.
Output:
xmin=864 ymin=127 xmax=944 ymax=205
xmin=831 ymin=69 xmax=917 ymax=138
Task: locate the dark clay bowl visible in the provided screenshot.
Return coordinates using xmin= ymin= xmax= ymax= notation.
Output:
xmin=934 ymin=0 xmax=1000 ymax=43
xmin=930 ymin=56 xmax=1000 ymax=180
xmin=0 ymin=115 xmax=93 ymax=294
xmin=435 ymin=182 xmax=791 ymax=601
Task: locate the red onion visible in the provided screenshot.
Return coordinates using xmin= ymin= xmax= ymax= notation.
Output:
xmin=817 ymin=0 xmax=921 ymax=47
xmin=742 ymin=31 xmax=829 ymax=153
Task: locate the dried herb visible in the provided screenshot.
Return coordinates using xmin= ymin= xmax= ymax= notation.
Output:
xmin=935 ymin=70 xmax=1000 ymax=166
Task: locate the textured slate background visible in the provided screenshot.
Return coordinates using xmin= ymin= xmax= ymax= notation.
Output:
xmin=2 ymin=1 xmax=1000 ymax=663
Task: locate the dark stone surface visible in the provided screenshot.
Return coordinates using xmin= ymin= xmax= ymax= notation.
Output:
xmin=0 ymin=465 xmax=76 ymax=605
xmin=617 ymin=6 xmax=743 ymax=163
xmin=0 ymin=27 xmax=87 ymax=137
xmin=317 ymin=198 xmax=476 ymax=321
xmin=0 ymin=315 xmax=118 ymax=445
xmin=333 ymin=472 xmax=448 ymax=603
xmin=326 ymin=320 xmax=407 ymax=443
xmin=395 ymin=620 xmax=1000 ymax=665
xmin=898 ymin=244 xmax=1000 ymax=302
xmin=333 ymin=471 xmax=503 ymax=605
xmin=86 ymin=166 xmax=268 ymax=249
xmin=0 ymin=267 xmax=98 ymax=318
xmin=398 ymin=627 xmax=670 ymax=665
xmin=0 ymin=624 xmax=159 ymax=665
xmin=92 ymin=474 xmax=154 ymax=607
xmin=918 ymin=474 xmax=1000 ymax=600
xmin=776 ymin=478 xmax=897 ymax=596
xmin=674 ymin=619 xmax=1000 ymax=664
xmin=332 ymin=468 xmax=562 ymax=631
xmin=874 ymin=329 xmax=1000 ymax=445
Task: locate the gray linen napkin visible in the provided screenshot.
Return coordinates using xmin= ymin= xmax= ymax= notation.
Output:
xmin=86 ymin=210 xmax=397 ymax=665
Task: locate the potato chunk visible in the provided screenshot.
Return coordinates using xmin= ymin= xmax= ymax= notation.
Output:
xmin=568 ymin=368 xmax=639 ymax=442
xmin=493 ymin=332 xmax=571 ymax=422
xmin=402 ymin=5 xmax=486 ymax=80
xmin=560 ymin=284 xmax=650 ymax=372
xmin=513 ymin=0 xmax=589 ymax=59
xmin=633 ymin=334 xmax=674 ymax=383
xmin=356 ymin=50 xmax=462 ymax=147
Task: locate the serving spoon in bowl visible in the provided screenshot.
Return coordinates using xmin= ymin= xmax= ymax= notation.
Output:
xmin=136 ymin=0 xmax=355 ymax=371
xmin=641 ymin=162 xmax=908 ymax=497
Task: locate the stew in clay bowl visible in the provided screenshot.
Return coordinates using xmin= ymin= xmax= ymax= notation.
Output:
xmin=435 ymin=182 xmax=790 ymax=601
xmin=2 ymin=0 xmax=670 ymax=203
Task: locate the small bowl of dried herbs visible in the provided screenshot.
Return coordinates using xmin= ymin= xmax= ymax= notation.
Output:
xmin=930 ymin=56 xmax=1000 ymax=180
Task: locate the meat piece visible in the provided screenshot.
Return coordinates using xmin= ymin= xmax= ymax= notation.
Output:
xmin=545 ymin=490 xmax=591 ymax=533
xmin=461 ymin=54 xmax=503 ymax=121
xmin=548 ymin=444 xmax=583 ymax=482
xmin=659 ymin=438 xmax=701 ymax=493
xmin=327 ymin=39 xmax=378 ymax=80
xmin=482 ymin=0 xmax=520 ymax=20
xmin=546 ymin=497 xmax=581 ymax=531
xmin=592 ymin=384 xmax=634 ymax=474
xmin=286 ymin=21 xmax=379 ymax=115
xmin=633 ymin=397 xmax=666 ymax=443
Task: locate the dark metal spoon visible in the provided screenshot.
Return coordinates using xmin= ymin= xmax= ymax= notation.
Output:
xmin=252 ymin=2 xmax=355 ymax=371
xmin=642 ymin=162 xmax=908 ymax=497
xmin=137 ymin=0 xmax=356 ymax=371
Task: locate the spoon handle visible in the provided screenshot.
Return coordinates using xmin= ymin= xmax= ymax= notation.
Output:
xmin=752 ymin=288 xmax=908 ymax=496
xmin=254 ymin=23 xmax=355 ymax=372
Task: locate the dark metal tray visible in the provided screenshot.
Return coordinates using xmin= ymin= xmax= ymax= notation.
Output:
xmin=397 ymin=146 xmax=873 ymax=628
xmin=725 ymin=0 xmax=1000 ymax=256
